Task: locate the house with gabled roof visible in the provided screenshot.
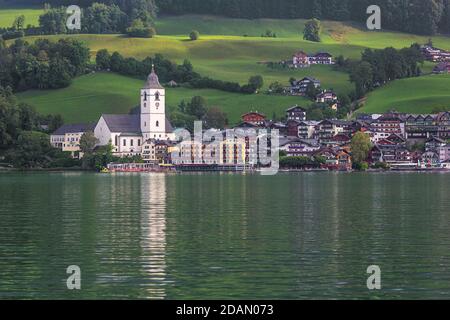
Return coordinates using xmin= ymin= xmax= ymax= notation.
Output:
xmin=50 ymin=123 xmax=95 ymax=158
xmin=286 ymin=77 xmax=321 ymax=96
xmin=308 ymin=52 xmax=334 ymax=65
xmin=292 ymin=51 xmax=309 ymax=67
xmin=241 ymin=111 xmax=267 ymax=126
xmin=286 ymin=105 xmax=307 ymax=121
xmin=291 ymin=51 xmax=334 ymax=67
xmin=433 ymin=62 xmax=450 ymax=74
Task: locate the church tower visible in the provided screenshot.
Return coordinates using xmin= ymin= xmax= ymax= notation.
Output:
xmin=141 ymin=65 xmax=166 ymax=140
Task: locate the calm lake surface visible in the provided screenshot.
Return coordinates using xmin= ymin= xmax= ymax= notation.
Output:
xmin=0 ymin=172 xmax=449 ymax=300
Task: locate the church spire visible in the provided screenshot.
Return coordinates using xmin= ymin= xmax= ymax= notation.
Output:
xmin=144 ymin=64 xmax=164 ymax=89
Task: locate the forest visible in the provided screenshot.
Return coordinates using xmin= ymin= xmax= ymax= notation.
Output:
xmin=157 ymin=0 xmax=450 ymax=36
xmin=3 ymin=0 xmax=450 ymax=35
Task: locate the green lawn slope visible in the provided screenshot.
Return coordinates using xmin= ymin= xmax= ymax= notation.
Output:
xmin=0 ymin=5 xmax=43 ymax=28
xmin=361 ymin=74 xmax=450 ymax=114
xmin=17 ymin=72 xmax=308 ymax=124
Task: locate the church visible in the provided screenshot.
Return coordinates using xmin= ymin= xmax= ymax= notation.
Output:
xmin=93 ymin=66 xmax=176 ymax=158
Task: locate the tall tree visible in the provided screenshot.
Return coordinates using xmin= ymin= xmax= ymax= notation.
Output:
xmin=80 ymin=131 xmax=99 ymax=154
xmin=303 ymin=18 xmax=321 ymax=42
xmin=203 ymin=107 xmax=228 ymax=129
xmin=351 ymin=132 xmax=372 ymax=164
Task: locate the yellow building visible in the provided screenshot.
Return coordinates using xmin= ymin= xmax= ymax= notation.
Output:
xmin=50 ymin=123 xmax=94 ymax=158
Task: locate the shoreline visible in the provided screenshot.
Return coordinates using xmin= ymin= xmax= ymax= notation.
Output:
xmin=1 ymin=167 xmax=449 ymax=174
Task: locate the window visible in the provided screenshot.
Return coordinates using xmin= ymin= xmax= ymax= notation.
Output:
xmin=155 ymin=91 xmax=160 ymax=101
xmin=131 ymin=139 xmax=134 ymax=147
xmin=138 ymin=139 xmax=141 ymax=146
xmin=156 ymin=121 xmax=159 ymax=127
xmin=115 ymin=136 xmax=118 ymax=146
xmin=144 ymin=91 xmax=148 ymax=101
xmin=123 ymin=139 xmax=126 ymax=146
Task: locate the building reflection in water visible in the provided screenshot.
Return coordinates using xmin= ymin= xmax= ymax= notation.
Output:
xmin=140 ymin=173 xmax=168 ymax=299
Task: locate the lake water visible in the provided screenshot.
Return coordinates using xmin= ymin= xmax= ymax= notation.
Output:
xmin=0 ymin=172 xmax=449 ymax=300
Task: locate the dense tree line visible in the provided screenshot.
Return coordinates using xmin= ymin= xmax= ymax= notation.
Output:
xmin=96 ymin=49 xmax=264 ymax=94
xmin=344 ymin=44 xmax=424 ymax=98
xmin=0 ymin=85 xmax=116 ymax=170
xmin=0 ymin=1 xmax=157 ymax=39
xmin=0 ymin=38 xmax=90 ymax=92
xmin=96 ymin=50 xmax=200 ymax=83
xmin=37 ymin=3 xmax=146 ymax=35
xmin=157 ymin=0 xmax=450 ymax=36
xmin=0 ymin=86 xmax=75 ymax=168
xmin=173 ymin=96 xmax=228 ymax=130
xmin=5 ymin=0 xmax=450 ymax=35
xmin=280 ymin=155 xmax=325 ymax=169
xmin=4 ymin=0 xmax=157 ymax=24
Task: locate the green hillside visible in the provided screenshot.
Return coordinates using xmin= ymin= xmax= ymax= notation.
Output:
xmin=155 ymin=15 xmax=450 ymax=51
xmin=17 ymin=72 xmax=308 ymax=124
xmin=361 ymin=74 xmax=450 ymax=114
xmin=4 ymin=11 xmax=450 ymax=120
xmin=20 ymin=33 xmax=355 ymax=92
xmin=0 ymin=7 xmax=42 ymax=28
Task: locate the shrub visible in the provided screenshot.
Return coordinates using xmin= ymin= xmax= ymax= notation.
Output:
xmin=1 ymin=30 xmax=24 ymax=40
xmin=189 ymin=30 xmax=200 ymax=41
xmin=126 ymin=19 xmax=156 ymax=38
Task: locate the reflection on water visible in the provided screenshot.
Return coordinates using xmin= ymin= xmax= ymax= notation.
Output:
xmin=0 ymin=172 xmax=450 ymax=299
xmin=140 ymin=174 xmax=167 ymax=299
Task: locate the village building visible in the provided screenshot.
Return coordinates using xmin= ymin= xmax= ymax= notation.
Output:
xmin=308 ymin=52 xmax=334 ymax=65
xmin=167 ymin=80 xmax=178 ymax=87
xmin=315 ymin=90 xmax=339 ymax=109
xmin=141 ymin=139 xmax=176 ymax=164
xmin=280 ymin=138 xmax=320 ymax=157
xmin=436 ymin=112 xmax=450 ymax=139
xmin=93 ymin=66 xmax=175 ymax=159
xmin=286 ymin=105 xmax=307 ymax=121
xmin=292 ymin=51 xmax=309 ymax=68
xmin=241 ymin=112 xmax=267 ymax=126
xmin=421 ymin=45 xmax=450 ymax=62
xmin=286 ymin=77 xmax=321 ymax=96
xmin=421 ymin=151 xmax=440 ymax=168
xmin=369 ymin=113 xmax=405 ymax=142
xmin=267 ymin=121 xmax=288 ymax=136
xmin=50 ymin=123 xmax=95 ymax=158
xmin=425 ymin=136 xmax=446 ymax=153
xmin=325 ymin=133 xmax=352 ymax=147
xmin=291 ymin=51 xmax=334 ymax=67
xmin=286 ymin=120 xmax=301 ymax=137
xmin=297 ymin=121 xmax=319 ymax=139
xmin=316 ymin=120 xmax=354 ymax=144
xmin=433 ymin=62 xmax=450 ymax=74
xmin=313 ymin=147 xmax=352 ymax=171
xmin=405 ymin=112 xmax=450 ymax=140
xmin=171 ymin=130 xmax=273 ymax=169
xmin=368 ymin=132 xmax=413 ymax=166
xmin=438 ymin=144 xmax=450 ymax=163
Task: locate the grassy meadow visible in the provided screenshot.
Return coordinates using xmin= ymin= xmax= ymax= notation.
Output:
xmin=361 ymin=74 xmax=450 ymax=114
xmin=0 ymin=6 xmax=43 ymax=28
xmin=17 ymin=72 xmax=308 ymax=124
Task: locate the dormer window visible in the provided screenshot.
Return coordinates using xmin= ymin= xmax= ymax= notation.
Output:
xmin=155 ymin=91 xmax=160 ymax=101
